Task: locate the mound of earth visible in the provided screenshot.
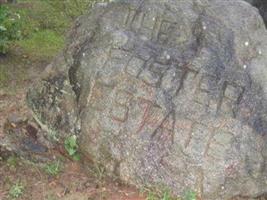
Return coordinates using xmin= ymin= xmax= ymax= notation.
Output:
xmin=25 ymin=0 xmax=267 ymax=199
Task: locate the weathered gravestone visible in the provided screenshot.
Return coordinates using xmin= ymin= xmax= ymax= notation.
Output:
xmin=27 ymin=0 xmax=267 ymax=199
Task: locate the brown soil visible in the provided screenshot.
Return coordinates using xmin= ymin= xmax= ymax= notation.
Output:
xmin=0 ymin=159 xmax=145 ymax=200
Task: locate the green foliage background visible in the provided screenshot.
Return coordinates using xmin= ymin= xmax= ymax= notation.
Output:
xmin=0 ymin=5 xmax=21 ymax=54
xmin=0 ymin=0 xmax=108 ymax=87
xmin=5 ymin=0 xmax=107 ymax=58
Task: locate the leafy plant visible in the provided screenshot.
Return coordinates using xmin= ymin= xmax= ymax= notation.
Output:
xmin=162 ymin=190 xmax=172 ymax=200
xmin=9 ymin=182 xmax=24 ymax=199
xmin=45 ymin=161 xmax=61 ymax=176
xmin=146 ymin=192 xmax=157 ymax=200
xmin=0 ymin=5 xmax=21 ymax=54
xmin=64 ymin=135 xmax=80 ymax=161
xmin=145 ymin=190 xmax=180 ymax=200
xmin=183 ymin=190 xmax=197 ymax=200
xmin=6 ymin=155 xmax=18 ymax=169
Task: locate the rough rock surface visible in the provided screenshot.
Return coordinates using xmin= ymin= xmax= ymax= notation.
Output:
xmin=244 ymin=0 xmax=267 ymax=26
xmin=27 ymin=0 xmax=267 ymax=199
xmin=1 ymin=114 xmax=52 ymax=162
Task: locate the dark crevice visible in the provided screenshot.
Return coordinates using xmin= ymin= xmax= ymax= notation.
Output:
xmin=68 ymin=33 xmax=95 ymax=102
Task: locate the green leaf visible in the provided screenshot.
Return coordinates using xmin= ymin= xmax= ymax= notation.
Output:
xmin=72 ymin=153 xmax=81 ymax=161
xmin=0 ymin=25 xmax=7 ymax=31
xmin=183 ymin=190 xmax=197 ymax=200
xmin=162 ymin=191 xmax=171 ymax=200
xmin=0 ymin=5 xmax=21 ymax=54
xmin=68 ymin=135 xmax=77 ymax=148
xmin=67 ymin=148 xmax=76 ymax=156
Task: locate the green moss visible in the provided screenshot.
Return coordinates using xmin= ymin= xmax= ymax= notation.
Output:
xmin=16 ymin=30 xmax=64 ymax=59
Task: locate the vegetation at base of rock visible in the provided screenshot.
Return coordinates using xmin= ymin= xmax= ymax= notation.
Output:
xmin=0 ymin=5 xmax=21 ymax=54
xmin=182 ymin=190 xmax=197 ymax=200
xmin=64 ymin=135 xmax=80 ymax=161
xmin=91 ymin=163 xmax=106 ymax=184
xmin=145 ymin=189 xmax=196 ymax=200
xmin=9 ymin=182 xmax=24 ymax=199
xmin=44 ymin=161 xmax=61 ymax=176
xmin=6 ymin=155 xmax=18 ymax=169
xmin=146 ymin=192 xmax=178 ymax=200
xmin=143 ymin=187 xmax=181 ymax=200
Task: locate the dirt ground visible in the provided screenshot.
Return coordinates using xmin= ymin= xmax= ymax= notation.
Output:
xmin=0 ymin=52 xmax=145 ymax=200
xmin=0 ymin=158 xmax=145 ymax=200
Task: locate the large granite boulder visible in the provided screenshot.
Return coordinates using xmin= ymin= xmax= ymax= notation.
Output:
xmin=27 ymin=0 xmax=267 ymax=199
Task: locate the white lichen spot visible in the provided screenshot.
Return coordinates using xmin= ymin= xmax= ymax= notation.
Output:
xmin=56 ymin=107 xmax=61 ymax=113
xmin=221 ymin=186 xmax=225 ymax=190
xmin=63 ymin=80 xmax=68 ymax=86
xmin=153 ymin=17 xmax=156 ymax=21
xmin=258 ymin=49 xmax=262 ymax=55
xmin=243 ymin=64 xmax=247 ymax=69
xmin=140 ymin=35 xmax=149 ymax=41
xmin=202 ymin=22 xmax=207 ymax=30
xmin=165 ymin=54 xmax=170 ymax=60
xmin=82 ymin=53 xmax=86 ymax=57
xmin=163 ymin=51 xmax=171 ymax=60
xmin=245 ymin=41 xmax=249 ymax=46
